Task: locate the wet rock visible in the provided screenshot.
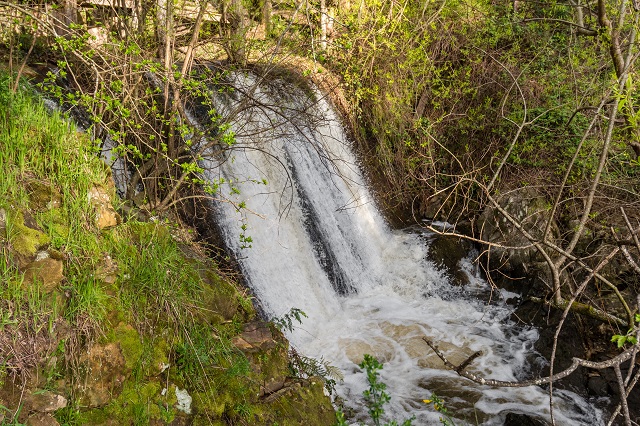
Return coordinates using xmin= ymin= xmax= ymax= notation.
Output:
xmin=587 ymin=373 xmax=609 ymax=397
xmin=26 ymin=390 xmax=67 ymax=412
xmin=25 ymin=412 xmax=60 ymax=426
xmin=88 ymin=186 xmax=120 ymax=230
xmin=504 ymin=412 xmax=548 ymax=426
xmin=427 ymin=233 xmax=474 ymax=285
xmin=76 ymin=343 xmax=127 ymax=407
xmin=421 ymin=193 xmax=457 ymax=221
xmin=23 ymin=257 xmax=64 ymax=292
xmin=513 ymin=300 xmax=588 ymax=384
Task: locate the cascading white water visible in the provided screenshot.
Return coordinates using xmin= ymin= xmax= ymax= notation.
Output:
xmin=202 ymin=74 xmax=605 ymax=425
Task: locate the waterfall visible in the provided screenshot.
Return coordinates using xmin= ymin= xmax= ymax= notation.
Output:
xmin=202 ymin=74 xmax=604 ymax=425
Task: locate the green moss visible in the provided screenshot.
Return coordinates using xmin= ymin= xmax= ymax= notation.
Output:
xmin=7 ymin=210 xmax=50 ymax=258
xmin=252 ymin=380 xmax=336 ymax=425
xmin=37 ymin=208 xmax=70 ymax=248
xmin=192 ymin=389 xmax=233 ymax=418
xmin=151 ymin=338 xmax=170 ymax=373
xmin=104 ymin=379 xmax=176 ymax=424
xmin=139 ymin=336 xmax=171 ymax=377
xmin=108 ymin=323 xmax=144 ymax=371
xmin=77 ymin=407 xmax=111 ymax=425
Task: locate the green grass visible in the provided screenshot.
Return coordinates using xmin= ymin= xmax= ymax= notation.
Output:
xmin=0 ymin=72 xmax=259 ymax=424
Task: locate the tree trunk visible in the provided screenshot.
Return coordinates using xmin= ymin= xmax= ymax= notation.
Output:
xmin=228 ymin=0 xmax=248 ymax=65
xmin=320 ymin=0 xmax=327 ymax=50
xmin=263 ymin=0 xmax=272 ymax=37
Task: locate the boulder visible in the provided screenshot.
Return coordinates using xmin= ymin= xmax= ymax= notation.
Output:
xmin=478 ymin=188 xmax=556 ymax=275
xmin=76 ymin=343 xmax=127 ymax=407
xmin=26 ymin=390 xmax=67 ymax=412
xmin=26 ymin=413 xmax=60 ymax=426
xmin=23 ymin=257 xmax=64 ymax=292
xmin=427 ymin=233 xmax=474 ymax=285
xmin=5 ymin=210 xmax=50 ymax=268
xmin=232 ymin=322 xmax=277 ymax=353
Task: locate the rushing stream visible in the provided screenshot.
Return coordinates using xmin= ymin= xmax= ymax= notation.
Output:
xmin=200 ymin=74 xmax=604 ymax=425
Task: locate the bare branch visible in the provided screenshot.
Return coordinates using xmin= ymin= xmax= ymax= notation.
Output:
xmin=423 ymin=337 xmax=640 ymax=387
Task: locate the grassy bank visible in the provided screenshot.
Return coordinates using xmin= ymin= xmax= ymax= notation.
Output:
xmin=0 ymin=73 xmax=334 ymax=425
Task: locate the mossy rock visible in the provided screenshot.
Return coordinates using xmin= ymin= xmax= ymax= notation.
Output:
xmin=22 ymin=257 xmax=64 ymax=293
xmin=26 ymin=180 xmax=62 ymax=212
xmin=235 ymin=323 xmax=289 ymax=397
xmin=128 ymin=222 xmax=171 ymax=245
xmin=103 ymin=380 xmax=177 ymax=424
xmin=252 ymin=379 xmax=335 ymax=425
xmin=192 ymin=389 xmax=233 ymax=418
xmin=198 ymin=271 xmax=250 ymax=324
xmin=77 ymin=407 xmax=113 ymax=425
xmin=5 ymin=209 xmax=50 ymax=266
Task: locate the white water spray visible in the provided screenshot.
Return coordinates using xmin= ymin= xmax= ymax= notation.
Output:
xmin=203 ymin=75 xmax=604 ymax=425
